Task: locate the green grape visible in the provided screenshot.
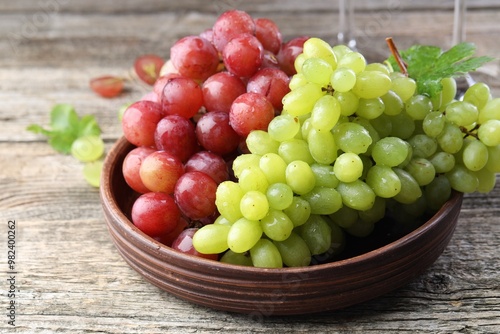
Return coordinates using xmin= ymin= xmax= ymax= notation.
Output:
xmin=475 ymin=167 xmax=496 ymax=193
xmin=333 ymin=91 xmax=359 ymax=116
xmin=266 ymin=183 xmax=294 ymax=210
xmin=423 ymin=111 xmax=446 ymax=138
xmin=437 ymin=123 xmax=464 ymax=154
xmin=300 ymin=117 xmax=313 ymax=139
xmin=192 ymin=224 xmax=230 ymax=254
xmin=438 ymin=77 xmax=457 ymax=111
xmin=359 ymin=154 xmax=374 ymax=180
xmin=389 ymin=112 xmax=415 ymax=139
xmin=267 ymin=114 xmax=300 ymax=142
xmin=240 ymin=190 xmax=269 ymax=221
xmin=311 ymin=163 xmax=339 ymax=188
xmin=260 ymin=209 xmax=294 ymax=241
xmin=358 ymin=196 xmax=386 ymax=224
xmin=232 ymin=154 xmax=261 ymax=179
xmin=273 ymin=231 xmax=311 ymax=267
xmin=333 ymin=152 xmax=363 ymax=183
xmin=478 ymin=98 xmax=500 ymax=124
xmin=337 ymin=180 xmax=376 ymax=211
xmin=286 ymin=160 xmax=316 ymax=195
xmin=478 ymin=119 xmax=500 ymax=146
xmin=216 ymin=181 xmax=244 ymax=222
xmin=404 ymin=158 xmax=436 ymax=186
xmin=302 ymin=57 xmax=334 ymax=86
xmin=405 ymin=95 xmax=433 ymax=120
xmin=293 ymin=53 xmax=307 ymax=73
xmin=486 ymin=145 xmax=500 ymax=172
xmin=71 ymin=135 xmax=104 ymax=162
xmin=289 ymin=72 xmax=308 ymax=90
xmin=380 ymin=90 xmax=404 ymax=116
xmin=301 ymin=187 xmax=342 ymax=215
xmin=365 ymin=165 xmax=401 ymax=198
xmin=345 ymin=218 xmax=374 ymax=237
xmin=250 ymin=239 xmax=283 ymax=268
xmin=463 ymin=82 xmax=491 ymax=110
xmin=332 ymin=122 xmax=372 ymax=154
xmin=213 ymin=215 xmax=233 ymax=226
xmin=351 ymin=117 xmax=380 ymax=154
xmin=356 ymin=97 xmax=385 ymax=119
xmin=390 ymin=74 xmax=416 ymax=102
xmin=83 ymin=160 xmax=103 ymax=188
xmin=327 ymin=221 xmax=346 ymax=256
xmin=238 ymin=166 xmax=269 ymax=193
xmin=330 ymin=67 xmax=357 ymax=92
xmin=446 ymin=164 xmax=479 ymax=193
xmin=298 ymin=215 xmax=332 ymax=255
xmin=308 ymin=128 xmax=337 ymax=165
xmin=246 ymin=130 xmax=280 ymax=155
xmin=283 ymin=196 xmax=311 ymax=227
xmin=462 ymin=139 xmax=489 ymax=171
xmin=445 ymin=101 xmax=479 ymax=126
xmin=408 ymin=134 xmax=438 ymax=158
xmin=282 ymin=82 xmax=324 ymax=116
xmin=429 ymin=151 xmax=456 ymax=173
xmin=332 ymin=44 xmax=353 ymax=60
xmin=302 ymin=37 xmax=337 ymax=68
xmin=259 ymin=153 xmax=287 ymax=184
xmin=370 ymin=114 xmax=392 ymax=138
xmin=227 ymin=217 xmax=263 ymax=253
xmin=329 ymin=205 xmax=358 ymax=229
xmin=371 ymin=136 xmax=410 ymax=167
xmin=310 ymin=95 xmax=341 ymax=131
xmin=278 ymin=139 xmax=315 ymax=164
xmin=352 ymin=70 xmax=391 ymax=99
xmin=337 ymin=51 xmax=366 ymax=73
xmin=365 ymin=62 xmax=390 ymax=75
xmin=392 ymin=168 xmax=422 ymax=204
xmin=220 ymin=250 xmax=253 ymax=266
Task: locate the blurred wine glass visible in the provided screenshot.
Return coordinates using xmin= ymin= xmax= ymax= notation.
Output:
xmin=337 ymin=0 xmax=356 ymax=49
xmin=452 ymin=0 xmax=475 ymax=96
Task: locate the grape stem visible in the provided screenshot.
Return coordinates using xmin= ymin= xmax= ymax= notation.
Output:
xmin=386 ymin=37 xmax=408 ymax=76
xmin=460 ymin=124 xmax=480 ymax=139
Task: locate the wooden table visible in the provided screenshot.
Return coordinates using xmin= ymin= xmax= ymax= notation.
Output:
xmin=1 ymin=1 xmax=499 ymax=333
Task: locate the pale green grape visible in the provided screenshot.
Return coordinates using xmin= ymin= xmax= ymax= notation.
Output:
xmin=408 ymin=134 xmax=438 ymax=158
xmin=392 ymin=168 xmax=423 ymax=204
xmin=282 ymin=82 xmax=324 ymax=116
xmin=463 ymin=82 xmax=491 ymax=110
xmin=232 ymin=154 xmax=260 ymax=179
xmin=332 ymin=44 xmax=353 ymax=60
xmin=289 ymin=73 xmax=308 ymax=90
xmin=486 ymin=145 xmax=500 ymax=172
xmin=310 ymin=95 xmax=341 ymax=131
xmin=332 ymin=122 xmax=372 ymax=154
xmin=337 ymin=180 xmax=376 ymax=211
xmin=260 ymin=209 xmax=294 ymax=241
xmin=475 ymin=167 xmax=496 ymax=193
xmin=283 ymin=196 xmax=311 ymax=227
xmin=220 ymin=250 xmax=253 ymax=266
xmin=365 ymin=165 xmax=401 ymax=198
xmin=333 ymin=152 xmax=363 ymax=183
xmin=311 ymin=163 xmax=339 ymax=188
xmin=478 ymin=119 xmax=500 ymax=146
xmin=273 ymin=232 xmax=311 ymax=267
xmin=446 ymin=164 xmax=479 ymax=193
xmin=239 ymin=190 xmax=269 ymax=221
xmin=358 ymin=196 xmax=386 ymax=224
xmin=300 ymin=117 xmax=312 ymax=139
xmin=293 ymin=53 xmax=307 ymax=73
xmin=285 ymin=160 xmax=316 ymax=195
xmin=302 ymin=57 xmax=334 ymax=86
xmin=301 ymin=187 xmax=342 ymax=215
xmin=371 ymin=136 xmax=410 ymax=167
xmin=83 ymin=160 xmax=103 ymax=188
xmin=333 ymin=91 xmax=359 ymax=116
xmin=352 ymin=71 xmax=391 ymax=99
xmin=423 ymin=111 xmax=446 ymax=138
xmin=266 ymin=183 xmax=294 ymax=210
xmin=302 ymin=37 xmax=338 ymax=68
xmin=337 ymin=51 xmax=366 ymax=73
xmin=462 ymin=139 xmax=489 ymax=171
xmin=437 ymin=123 xmax=463 ymax=154
xmin=71 ymin=135 xmax=104 ymax=162
xmin=278 ymin=139 xmax=315 ymax=164
xmin=330 ymin=67 xmax=357 ymax=92
xmin=405 ymin=95 xmax=433 ymax=120
xmin=216 ymin=181 xmax=244 ymax=222
xmin=308 ymin=128 xmax=337 ymax=165
xmin=227 ymin=217 xmax=263 ymax=253
xmin=438 ymin=77 xmax=457 ymax=111
xmin=404 ymin=158 xmax=436 ymax=186
xmin=246 ymin=130 xmax=280 ymax=155
xmin=298 ymin=215 xmax=332 ymax=255
xmin=478 ymin=98 xmax=500 ymax=124
xmin=359 ymin=154 xmax=374 ymax=179
xmin=329 ymin=205 xmax=358 ymax=229
xmin=351 ymin=117 xmax=380 ymax=154
xmin=365 ymin=62 xmax=390 ymax=75
xmin=213 ymin=215 xmax=233 ymax=226
xmin=445 ymin=101 xmax=479 ymax=126
xmin=380 ymin=90 xmax=404 ymax=116
xmin=390 ymin=74 xmax=416 ymax=102
xmin=259 ymin=153 xmax=287 ymax=184
xmin=238 ymin=166 xmax=269 ymax=193
xmin=250 ymin=239 xmax=283 ymax=268
xmin=369 ymin=114 xmax=392 ymax=138
xmin=356 ymin=97 xmax=385 ymax=119
xmin=389 ymin=112 xmax=415 ymax=139
xmin=429 ymin=151 xmax=456 ymax=173
xmin=267 ymin=114 xmax=300 ymax=142
xmin=192 ymin=224 xmax=230 ymax=254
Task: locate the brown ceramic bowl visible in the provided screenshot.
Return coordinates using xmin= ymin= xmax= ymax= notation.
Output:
xmin=100 ymin=136 xmax=464 ymax=316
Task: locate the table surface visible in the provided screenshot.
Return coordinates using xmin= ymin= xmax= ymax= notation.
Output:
xmin=1 ymin=1 xmax=500 ymax=333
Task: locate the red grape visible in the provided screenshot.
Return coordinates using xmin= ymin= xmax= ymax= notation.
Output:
xmin=229 ymin=92 xmax=275 ymax=137
xmin=222 ymin=34 xmax=263 ymax=78
xmin=254 ymin=18 xmax=282 ymax=54
xmin=154 ymin=115 xmax=198 ymax=163
xmin=247 ymin=68 xmax=290 ymax=111
xmin=170 ymin=35 xmax=220 ymax=82
xmin=131 ymin=192 xmax=181 ymax=238
xmin=277 ymin=36 xmax=309 ymax=76
xmin=185 ymin=151 xmax=229 ymax=184
xmin=89 ymin=75 xmax=124 ymax=98
xmin=154 ymin=217 xmax=189 ymax=247
xmin=161 ymin=76 xmax=204 ymax=119
xmin=122 ymin=146 xmax=156 ymax=194
xmin=122 ymin=100 xmax=163 ymax=147
xmin=171 ymin=228 xmax=219 ymax=260
xmin=260 ymin=50 xmax=280 ymax=70
xmin=139 ymin=151 xmax=184 ymax=194
xmin=199 ymin=28 xmax=214 ymax=44
xmin=202 ymin=72 xmax=246 ymax=113
xmin=174 ymin=171 xmax=218 ymax=220
xmin=153 ymin=73 xmax=182 ymax=98
xmin=212 ymin=9 xmax=255 ymax=52
xmin=195 ymin=111 xmax=241 ymax=155
xmin=134 ymin=54 xmax=165 ymax=85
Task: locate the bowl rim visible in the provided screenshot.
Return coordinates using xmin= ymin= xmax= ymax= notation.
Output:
xmin=101 ymin=136 xmax=464 ymax=275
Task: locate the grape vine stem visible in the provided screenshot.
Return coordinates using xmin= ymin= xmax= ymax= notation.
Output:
xmin=386 ymin=37 xmax=408 ymax=76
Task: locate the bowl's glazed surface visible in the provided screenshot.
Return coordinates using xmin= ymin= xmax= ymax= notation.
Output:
xmin=100 ymin=137 xmax=463 ymax=315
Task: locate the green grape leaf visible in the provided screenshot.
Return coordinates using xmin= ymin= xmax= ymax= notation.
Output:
xmin=386 ymin=42 xmax=494 ymax=98
xmin=77 ymin=114 xmax=102 ymax=137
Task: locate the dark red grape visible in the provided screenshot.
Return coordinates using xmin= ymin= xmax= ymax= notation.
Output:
xmin=195 ymin=111 xmax=241 ymax=155
xmin=131 ymin=192 xmax=181 ymax=238
xmin=254 ymin=18 xmax=282 ymax=54
xmin=174 ymin=171 xmax=218 ymax=220
xmin=154 ymin=115 xmax=198 ymax=163
xmin=276 ymin=36 xmax=309 ymax=76
xmin=185 ymin=151 xmax=229 ymax=184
